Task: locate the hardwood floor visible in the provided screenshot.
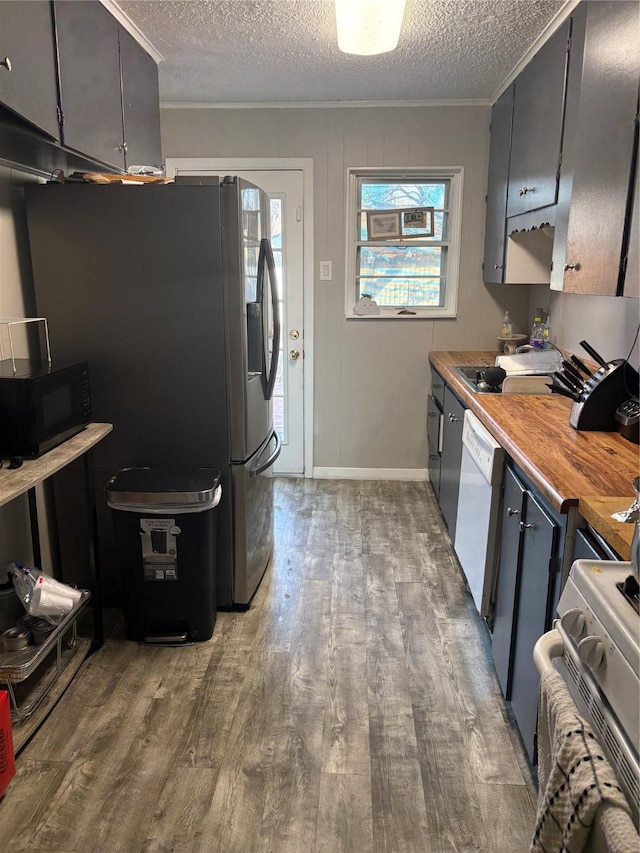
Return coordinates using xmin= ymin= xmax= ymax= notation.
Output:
xmin=0 ymin=478 xmax=536 ymax=852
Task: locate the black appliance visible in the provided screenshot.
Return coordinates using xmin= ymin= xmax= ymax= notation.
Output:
xmin=0 ymin=359 xmax=91 ymax=457
xmin=25 ymin=177 xmax=281 ymax=608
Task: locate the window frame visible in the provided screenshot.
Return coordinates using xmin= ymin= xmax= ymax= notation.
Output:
xmin=344 ymin=166 xmax=464 ymax=319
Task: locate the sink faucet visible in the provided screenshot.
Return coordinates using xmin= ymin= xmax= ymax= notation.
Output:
xmin=515 ymin=342 xmax=563 ymax=355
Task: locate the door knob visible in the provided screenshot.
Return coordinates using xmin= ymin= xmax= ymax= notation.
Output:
xmin=289 ymin=329 xmax=300 ymax=340
xmin=289 ymin=349 xmax=301 ymax=360
xmin=506 ymin=507 xmax=519 ymax=517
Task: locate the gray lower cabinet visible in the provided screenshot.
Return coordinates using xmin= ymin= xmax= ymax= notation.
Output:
xmin=0 ymin=1 xmax=59 ymax=139
xmin=427 ymin=393 xmax=442 ymax=497
xmin=491 ymin=464 xmax=565 ymax=763
xmin=482 ymin=85 xmax=514 ymax=284
xmin=438 ymin=386 xmax=465 ymax=541
xmin=506 ymin=19 xmax=571 ymax=218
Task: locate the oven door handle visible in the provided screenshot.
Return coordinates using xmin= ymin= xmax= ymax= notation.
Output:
xmin=533 ymin=628 xmax=564 ymax=674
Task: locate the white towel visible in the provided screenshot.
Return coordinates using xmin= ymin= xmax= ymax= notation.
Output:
xmin=531 ymin=668 xmax=638 ymax=853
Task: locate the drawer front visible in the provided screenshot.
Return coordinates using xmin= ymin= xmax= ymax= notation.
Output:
xmin=430 ymin=367 xmax=445 ymax=410
xmin=427 ymin=394 xmax=443 ymax=451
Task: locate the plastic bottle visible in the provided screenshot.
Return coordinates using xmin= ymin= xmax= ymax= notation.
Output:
xmin=530 ymin=315 xmax=546 ymax=349
xmin=500 ymin=311 xmax=512 ymax=338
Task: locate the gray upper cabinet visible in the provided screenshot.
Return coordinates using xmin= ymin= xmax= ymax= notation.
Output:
xmin=558 ymin=1 xmax=639 ymax=296
xmin=482 ymin=85 xmax=514 ymax=284
xmin=54 ymin=0 xmax=125 ymax=171
xmin=625 ymin=173 xmax=639 ymax=299
xmin=0 ymin=1 xmax=59 ymax=140
xmin=119 ymin=25 xmax=162 ymax=170
xmin=506 ymin=19 xmax=571 ymax=219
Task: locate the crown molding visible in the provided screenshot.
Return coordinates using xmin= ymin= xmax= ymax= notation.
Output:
xmin=160 ymin=99 xmax=491 ymax=110
xmin=101 ymin=0 xmax=165 ymax=64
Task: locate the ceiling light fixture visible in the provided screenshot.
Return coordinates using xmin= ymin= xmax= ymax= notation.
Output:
xmin=335 ymin=0 xmax=407 ymax=56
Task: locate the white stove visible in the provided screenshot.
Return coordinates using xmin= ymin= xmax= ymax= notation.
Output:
xmin=555 ymin=559 xmax=639 ymax=828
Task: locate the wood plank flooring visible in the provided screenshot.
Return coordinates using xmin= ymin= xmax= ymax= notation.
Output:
xmin=0 ymin=478 xmax=536 ymax=852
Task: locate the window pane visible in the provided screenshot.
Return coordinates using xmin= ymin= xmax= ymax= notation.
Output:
xmin=360 ymin=181 xmax=446 ymax=210
xmin=358 ymin=277 xmax=445 ymax=307
xmin=359 ymin=246 xmax=444 ymax=278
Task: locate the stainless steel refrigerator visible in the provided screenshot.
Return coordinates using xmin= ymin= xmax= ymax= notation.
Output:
xmin=25 ymin=176 xmax=281 ymax=608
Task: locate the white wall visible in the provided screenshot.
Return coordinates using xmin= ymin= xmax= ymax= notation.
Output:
xmin=161 ymin=105 xmax=533 ymax=472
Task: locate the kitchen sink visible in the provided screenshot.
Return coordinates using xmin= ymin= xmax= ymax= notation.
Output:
xmin=452 ymin=365 xmax=553 ymax=394
xmin=452 ymin=366 xmax=499 ymax=393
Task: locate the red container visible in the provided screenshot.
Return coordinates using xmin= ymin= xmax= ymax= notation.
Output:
xmin=0 ymin=690 xmax=16 ymax=798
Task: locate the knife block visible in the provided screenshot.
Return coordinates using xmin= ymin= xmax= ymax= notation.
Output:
xmin=570 ymin=360 xmax=640 ymax=431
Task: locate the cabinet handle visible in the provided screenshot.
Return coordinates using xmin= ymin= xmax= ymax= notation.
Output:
xmin=493 ymin=264 xmax=503 ymax=270
xmin=564 ymin=262 xmax=581 ymax=271
xmin=448 ymin=413 xmax=461 ymax=422
xmin=0 ymin=57 xmax=12 ymax=72
xmin=506 ymin=507 xmax=519 ymax=517
xmin=117 ymin=142 xmax=128 ymax=153
xmin=519 ymin=521 xmax=533 ymax=532
xmin=519 ymin=186 xmax=534 ymax=196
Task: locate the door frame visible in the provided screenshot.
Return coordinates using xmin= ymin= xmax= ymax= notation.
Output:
xmin=165 ymin=157 xmax=314 ymax=478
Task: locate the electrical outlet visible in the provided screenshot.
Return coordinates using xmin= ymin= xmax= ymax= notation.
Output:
xmin=319 ymin=261 xmax=332 ymax=281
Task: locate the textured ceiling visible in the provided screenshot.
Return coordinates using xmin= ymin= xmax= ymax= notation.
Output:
xmin=116 ymin=0 xmax=568 ymax=105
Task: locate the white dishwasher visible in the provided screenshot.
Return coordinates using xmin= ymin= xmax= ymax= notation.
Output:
xmin=454 ymin=410 xmax=505 ymax=617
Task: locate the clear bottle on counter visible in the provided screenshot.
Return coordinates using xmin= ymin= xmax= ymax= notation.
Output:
xmin=530 ymin=315 xmax=546 ymax=349
xmin=500 ymin=311 xmax=512 ymax=337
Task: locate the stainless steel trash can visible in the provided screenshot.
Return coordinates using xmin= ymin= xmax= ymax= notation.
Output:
xmin=106 ymin=467 xmax=221 ymax=644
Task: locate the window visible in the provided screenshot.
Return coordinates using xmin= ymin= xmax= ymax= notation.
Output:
xmin=345 ymin=167 xmax=463 ymax=318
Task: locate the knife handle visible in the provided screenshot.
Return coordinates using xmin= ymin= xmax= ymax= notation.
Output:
xmin=554 ymin=370 xmax=581 ymax=393
xmin=562 ymin=359 xmax=585 ymax=386
xmin=579 ymin=340 xmax=608 ymax=369
xmin=569 ymin=354 xmax=593 ymax=378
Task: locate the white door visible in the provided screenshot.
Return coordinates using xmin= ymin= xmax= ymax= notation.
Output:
xmin=165 ymin=161 xmax=306 ymax=475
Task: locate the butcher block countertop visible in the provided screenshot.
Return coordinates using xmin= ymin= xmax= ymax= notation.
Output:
xmin=577 ymin=497 xmax=636 ymax=561
xmin=429 ymin=351 xmax=638 ymax=515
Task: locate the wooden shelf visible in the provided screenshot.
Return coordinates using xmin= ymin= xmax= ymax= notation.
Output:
xmin=0 ymin=423 xmax=113 ymax=508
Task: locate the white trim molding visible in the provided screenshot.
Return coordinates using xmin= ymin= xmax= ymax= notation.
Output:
xmin=161 ymin=99 xmax=490 ymax=110
xmin=313 ymin=467 xmax=428 ymax=482
xmin=101 ymin=0 xmax=164 ymax=63
xmin=164 ymin=157 xmax=315 ymax=479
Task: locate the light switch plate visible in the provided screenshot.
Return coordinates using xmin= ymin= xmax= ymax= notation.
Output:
xmin=319 ymin=261 xmax=332 ymax=281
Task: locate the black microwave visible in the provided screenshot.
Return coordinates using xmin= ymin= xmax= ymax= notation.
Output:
xmin=0 ymin=360 xmax=91 ymax=457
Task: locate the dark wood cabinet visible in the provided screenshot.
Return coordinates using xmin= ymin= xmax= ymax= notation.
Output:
xmin=54 ymin=0 xmax=124 ymax=171
xmin=491 ymin=464 xmax=564 ymax=762
xmin=482 ymin=85 xmax=514 ymax=284
xmin=506 ymin=19 xmax=571 ymax=219
xmin=118 ymin=25 xmax=162 ymax=170
xmin=438 ymin=386 xmax=465 ymax=541
xmin=558 ymin=1 xmax=639 ymax=296
xmin=0 ymin=1 xmax=59 ymax=140
xmin=53 ymin=0 xmax=162 ymax=173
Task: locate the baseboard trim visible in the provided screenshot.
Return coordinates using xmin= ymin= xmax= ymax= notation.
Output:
xmin=312 ymin=467 xmax=428 ymax=481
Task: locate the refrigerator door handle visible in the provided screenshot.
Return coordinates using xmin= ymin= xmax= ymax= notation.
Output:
xmin=260 ymin=237 xmax=281 ymax=401
xmin=249 ymin=429 xmax=282 ymax=477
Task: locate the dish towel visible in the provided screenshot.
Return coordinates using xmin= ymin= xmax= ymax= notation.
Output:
xmin=531 ymin=668 xmax=638 ymax=853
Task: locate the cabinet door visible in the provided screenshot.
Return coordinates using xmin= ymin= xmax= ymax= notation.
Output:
xmin=491 ymin=465 xmax=526 ymax=698
xmin=562 ymin=2 xmax=639 ymax=295
xmin=118 ymin=26 xmax=162 ymax=170
xmin=507 ymin=20 xmax=570 ymax=218
xmin=483 ymin=85 xmax=514 ymax=283
xmin=0 ymin=1 xmax=59 ymax=139
xmin=438 ymin=386 xmax=465 ymax=540
xmin=427 ymin=394 xmax=442 ymax=497
xmin=624 ymin=172 xmax=639 ymax=298
xmin=54 ymin=0 xmax=125 ymax=171
xmin=509 ymin=490 xmax=557 ymax=763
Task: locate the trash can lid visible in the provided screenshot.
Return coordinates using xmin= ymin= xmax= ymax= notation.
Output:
xmin=105 ymin=466 xmax=221 ymax=506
